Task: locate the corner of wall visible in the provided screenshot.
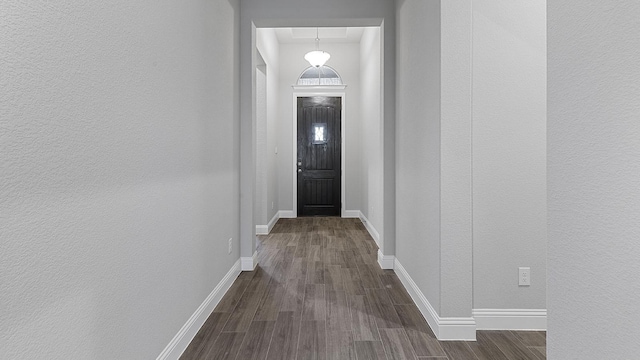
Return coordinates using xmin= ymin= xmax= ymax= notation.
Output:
xmin=241 ymin=251 xmax=258 ymax=271
xmin=256 ymin=211 xmax=280 ymax=235
xmin=157 ymin=259 xmax=241 ymax=360
xmin=394 ymin=258 xmax=476 ymax=341
xmin=359 ymin=211 xmax=381 ymax=248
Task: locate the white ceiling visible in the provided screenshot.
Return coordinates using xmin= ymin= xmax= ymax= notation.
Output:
xmin=274 ymin=27 xmax=368 ymax=44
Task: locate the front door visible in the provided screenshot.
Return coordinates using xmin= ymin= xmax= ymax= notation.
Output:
xmin=297 ymin=96 xmax=341 ymax=216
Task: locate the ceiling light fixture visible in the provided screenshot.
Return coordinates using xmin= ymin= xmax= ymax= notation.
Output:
xmin=304 ymin=28 xmax=330 ymax=68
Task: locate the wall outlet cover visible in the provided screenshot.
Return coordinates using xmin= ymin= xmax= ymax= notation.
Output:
xmin=519 ymin=267 xmax=531 ymax=286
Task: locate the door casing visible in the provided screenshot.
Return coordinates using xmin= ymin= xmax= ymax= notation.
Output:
xmin=292 ymin=90 xmax=346 ymax=217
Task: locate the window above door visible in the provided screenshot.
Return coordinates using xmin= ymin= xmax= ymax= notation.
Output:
xmin=297 ymin=66 xmax=343 ymax=86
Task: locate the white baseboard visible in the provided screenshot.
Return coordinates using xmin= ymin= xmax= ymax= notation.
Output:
xmin=278 ymin=210 xmax=296 ymax=219
xmin=241 ymin=251 xmax=258 ymax=271
xmin=267 ymin=212 xmax=279 ymax=233
xmin=377 ymin=249 xmax=395 ymax=270
xmin=156 ymin=259 xmax=241 ymax=360
xmin=473 ymin=309 xmax=547 ymax=330
xmin=256 ymin=212 xmax=280 ymax=235
xmin=359 ymin=212 xmax=380 ymax=248
xmin=255 ymin=225 xmax=268 ymax=235
xmin=394 ymin=258 xmax=476 ymax=341
xmin=343 ymin=210 xmax=361 ymax=218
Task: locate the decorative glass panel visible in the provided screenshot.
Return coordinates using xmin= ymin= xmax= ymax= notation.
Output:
xmin=312 ymin=123 xmax=327 ymax=144
xmin=297 ymin=66 xmax=343 ymax=86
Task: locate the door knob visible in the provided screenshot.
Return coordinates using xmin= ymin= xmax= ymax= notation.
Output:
xmin=298 ymin=169 xmax=302 ymax=172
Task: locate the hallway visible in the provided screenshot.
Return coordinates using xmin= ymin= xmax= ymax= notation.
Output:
xmin=180 ymin=218 xmax=546 ymax=360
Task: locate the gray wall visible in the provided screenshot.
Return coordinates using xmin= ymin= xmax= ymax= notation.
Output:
xmin=0 ymin=0 xmax=240 ymax=358
xmin=548 ymin=0 xmax=640 ymax=357
xmin=396 ymin=0 xmax=474 ymax=318
xmin=472 ymin=0 xmax=547 ymax=310
xmin=266 ymin=37 xmax=280 ymax=224
xmin=396 ymin=0 xmax=442 ymax=312
xmin=360 ymin=27 xmax=384 ymax=241
xmin=256 ymin=28 xmax=280 ymax=226
xmin=240 ymin=0 xmax=396 ymax=259
xmin=396 ymin=0 xmax=546 ymax=319
xmin=439 ymin=0 xmax=474 ymax=318
xmin=255 ymin=64 xmax=268 ymax=224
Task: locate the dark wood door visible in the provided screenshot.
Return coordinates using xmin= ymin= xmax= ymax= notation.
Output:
xmin=297 ymin=96 xmax=341 ymax=217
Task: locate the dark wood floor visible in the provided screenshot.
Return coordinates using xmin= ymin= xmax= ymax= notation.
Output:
xmin=181 ymin=217 xmax=546 ymax=360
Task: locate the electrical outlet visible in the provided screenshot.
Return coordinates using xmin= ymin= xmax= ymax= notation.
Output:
xmin=275 ymin=146 xmax=278 ymax=154
xmin=519 ymin=267 xmax=530 ymax=286
xmin=228 ymin=238 xmax=233 ymax=254
xmin=272 ymin=201 xmax=274 ymax=210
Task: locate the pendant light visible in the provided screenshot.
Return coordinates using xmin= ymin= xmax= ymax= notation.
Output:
xmin=304 ymin=28 xmax=331 ymax=68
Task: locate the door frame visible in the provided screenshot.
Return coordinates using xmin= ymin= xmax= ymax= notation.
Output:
xmin=292 ymin=89 xmax=346 ymax=217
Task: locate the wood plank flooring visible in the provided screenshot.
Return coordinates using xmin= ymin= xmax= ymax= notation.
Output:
xmin=181 ymin=217 xmax=546 ymax=360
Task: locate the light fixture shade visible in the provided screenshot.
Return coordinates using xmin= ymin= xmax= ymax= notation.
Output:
xmin=304 ymin=50 xmax=331 ymax=68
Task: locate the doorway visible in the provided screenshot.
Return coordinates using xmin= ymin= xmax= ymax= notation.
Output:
xmin=296 ymin=96 xmax=342 ymax=216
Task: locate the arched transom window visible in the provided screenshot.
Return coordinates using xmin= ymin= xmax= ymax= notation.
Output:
xmin=297 ymin=66 xmax=343 ymax=86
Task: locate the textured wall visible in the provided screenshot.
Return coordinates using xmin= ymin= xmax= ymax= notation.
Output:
xmin=396 ymin=0 xmax=442 ymax=313
xmin=266 ymin=33 xmax=280 ymax=224
xmin=548 ymin=1 xmax=640 ymax=358
xmin=472 ymin=0 xmax=547 ymax=310
xmin=256 ymin=28 xmax=280 ymax=225
xmin=0 ymin=0 xmax=240 ymax=358
xmin=439 ymin=0 xmax=473 ymax=318
xmin=396 ymin=0 xmax=475 ymax=318
xmin=255 ymin=65 xmax=268 ymax=224
xmin=360 ymin=27 xmax=384 ymax=236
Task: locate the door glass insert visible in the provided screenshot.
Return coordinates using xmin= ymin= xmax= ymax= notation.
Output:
xmin=312 ymin=123 xmax=327 ymax=144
